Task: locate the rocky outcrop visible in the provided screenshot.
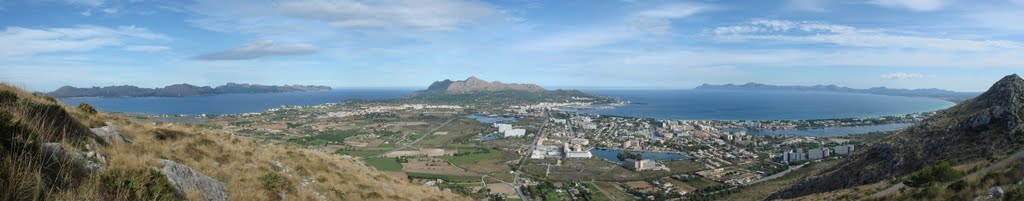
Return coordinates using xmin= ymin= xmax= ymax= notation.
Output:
xmin=40 ymin=143 xmax=106 ymax=175
xmin=89 ymin=122 xmax=132 ymax=146
xmin=424 ymin=76 xmax=545 ymax=94
xmin=770 ymin=74 xmax=1024 ymax=199
xmin=159 ymin=159 xmax=228 ymax=201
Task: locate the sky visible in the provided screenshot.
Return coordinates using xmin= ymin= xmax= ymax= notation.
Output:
xmin=1 ymin=0 xmax=1023 ymax=92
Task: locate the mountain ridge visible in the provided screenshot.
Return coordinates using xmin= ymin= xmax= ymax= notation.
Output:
xmin=422 ymin=76 xmax=545 ymax=94
xmin=47 ymin=83 xmax=332 ymax=98
xmin=768 ymin=74 xmax=1024 ymax=199
xmin=697 ymin=82 xmax=979 ymax=102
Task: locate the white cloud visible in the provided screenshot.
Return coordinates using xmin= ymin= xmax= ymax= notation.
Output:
xmin=193 ymin=40 xmax=319 ymax=60
xmin=186 ymin=0 xmax=502 ymax=33
xmin=880 ymin=72 xmax=932 ymax=80
xmin=867 ymin=0 xmax=953 ymax=11
xmin=631 ymin=3 xmax=712 ymax=36
xmin=516 ymin=28 xmax=641 ymax=52
xmin=711 ymin=20 xmax=1018 ymax=51
xmin=0 ymin=25 xmax=170 ymax=57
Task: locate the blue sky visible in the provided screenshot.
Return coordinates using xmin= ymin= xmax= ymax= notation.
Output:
xmin=1 ymin=0 xmax=1023 ymax=92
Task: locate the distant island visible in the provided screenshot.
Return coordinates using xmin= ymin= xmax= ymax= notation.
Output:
xmin=696 ymin=82 xmax=980 ymax=102
xmin=47 ymin=83 xmax=332 ymax=98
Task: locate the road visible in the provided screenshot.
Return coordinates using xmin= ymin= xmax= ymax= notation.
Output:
xmin=747 ymin=164 xmax=805 ymax=185
xmin=373 ymin=118 xmax=455 ymax=157
xmin=513 ymin=110 xmax=551 ymax=201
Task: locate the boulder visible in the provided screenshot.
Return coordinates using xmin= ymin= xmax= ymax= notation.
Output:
xmin=159 ymin=159 xmax=228 ymax=201
xmin=39 ymin=143 xmax=105 ymax=175
xmin=990 ymin=186 xmax=1004 ymax=198
xmin=89 ymin=122 xmax=133 ymax=146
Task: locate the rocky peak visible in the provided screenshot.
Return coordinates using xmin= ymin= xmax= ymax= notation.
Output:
xmin=423 ymin=76 xmax=546 ymax=94
xmin=769 ymin=74 xmax=1024 ymax=199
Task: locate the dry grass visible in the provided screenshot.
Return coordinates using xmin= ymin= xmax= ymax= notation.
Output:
xmin=0 ymin=83 xmax=469 ymax=201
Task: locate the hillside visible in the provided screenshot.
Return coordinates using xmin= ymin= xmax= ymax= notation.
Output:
xmin=47 ymin=83 xmax=332 ymax=98
xmin=0 ymin=83 xmax=465 ymax=200
xmin=696 ymin=82 xmax=979 ymax=102
xmin=423 ymin=76 xmax=545 ymax=94
xmin=768 ymin=74 xmax=1024 ymax=200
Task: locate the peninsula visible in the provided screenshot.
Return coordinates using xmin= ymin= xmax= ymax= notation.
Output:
xmin=47 ymin=83 xmax=332 ymax=98
xmin=697 ymin=82 xmax=980 ymax=102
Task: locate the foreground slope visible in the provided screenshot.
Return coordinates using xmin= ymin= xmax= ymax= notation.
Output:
xmin=0 ymin=83 xmax=465 ymax=200
xmin=769 ymin=74 xmax=1024 ymax=199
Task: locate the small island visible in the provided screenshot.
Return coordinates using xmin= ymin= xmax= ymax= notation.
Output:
xmin=46 ymin=83 xmax=332 ymax=98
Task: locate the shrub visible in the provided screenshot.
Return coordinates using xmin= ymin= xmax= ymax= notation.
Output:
xmin=906 ymin=161 xmax=962 ymax=187
xmin=94 ymin=169 xmax=177 ymax=201
xmin=77 ymin=103 xmax=97 ymax=114
xmin=259 ymin=172 xmax=293 ymax=200
xmin=153 ymin=129 xmax=185 ymax=141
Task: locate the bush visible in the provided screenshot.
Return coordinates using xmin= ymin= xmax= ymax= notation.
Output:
xmin=94 ymin=169 xmax=177 ymax=201
xmin=77 ymin=103 xmax=98 ymax=114
xmin=259 ymin=172 xmax=293 ymax=200
xmin=906 ymin=161 xmax=962 ymax=187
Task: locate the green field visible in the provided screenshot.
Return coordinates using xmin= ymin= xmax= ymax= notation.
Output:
xmin=405 ymin=172 xmax=479 ymax=182
xmin=335 ymin=149 xmax=386 ymax=157
xmin=445 ymin=148 xmax=502 ymax=166
xmin=364 ymin=157 xmax=402 ymax=171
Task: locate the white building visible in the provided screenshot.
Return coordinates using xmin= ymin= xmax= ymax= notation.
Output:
xmin=563 ymin=143 xmax=592 ymax=159
xmin=494 ymin=123 xmax=513 ymax=133
xmin=782 ymin=149 xmax=806 ymax=163
xmin=808 ymin=148 xmax=829 ymax=160
xmin=833 ymin=144 xmax=855 ymax=155
xmin=505 ymin=129 xmax=526 ymax=137
xmin=626 ymin=159 xmax=657 ymax=171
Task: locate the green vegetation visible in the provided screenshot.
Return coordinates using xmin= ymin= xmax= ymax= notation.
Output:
xmin=364 ymin=158 xmax=403 ymax=171
xmin=905 ymin=161 xmax=962 ymax=188
xmin=288 ymin=129 xmax=362 ymax=145
xmin=405 ymin=172 xmax=477 ymax=182
xmin=617 ymin=151 xmax=643 ymax=161
xmin=93 ymin=169 xmax=177 ymax=201
xmin=334 ymin=150 xmax=386 ymax=157
xmin=77 ymin=103 xmax=97 ymax=114
xmin=258 ymin=172 xmax=294 ymax=198
xmin=446 ymin=148 xmax=500 ymax=166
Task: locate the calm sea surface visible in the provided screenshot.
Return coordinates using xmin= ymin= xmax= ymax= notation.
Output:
xmin=574 ymin=89 xmax=955 ymax=121
xmin=59 ymin=89 xmax=414 ymax=115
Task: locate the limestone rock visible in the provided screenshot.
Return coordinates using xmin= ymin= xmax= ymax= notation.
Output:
xmin=159 ymin=159 xmax=228 ymax=201
xmin=89 ymin=122 xmax=133 ymax=146
xmin=40 ymin=143 xmax=105 ymax=175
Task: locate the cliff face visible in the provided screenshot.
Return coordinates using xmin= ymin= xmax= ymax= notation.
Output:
xmin=47 ymin=83 xmax=332 ymax=98
xmin=769 ymin=74 xmax=1024 ymax=199
xmin=426 ymin=76 xmax=545 ymax=94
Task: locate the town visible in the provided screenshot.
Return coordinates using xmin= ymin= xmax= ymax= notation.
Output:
xmin=148 ymin=98 xmax=929 ymax=200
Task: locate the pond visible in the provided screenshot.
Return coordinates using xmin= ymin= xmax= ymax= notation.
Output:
xmin=590 ymin=148 xmax=689 ymax=164
xmin=467 ymin=114 xmax=516 ymax=123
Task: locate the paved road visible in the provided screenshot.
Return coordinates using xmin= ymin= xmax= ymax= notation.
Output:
xmin=747 ymin=164 xmax=806 ymax=185
xmin=513 ymin=110 xmax=551 ymax=201
xmin=373 ymin=118 xmax=455 ymax=157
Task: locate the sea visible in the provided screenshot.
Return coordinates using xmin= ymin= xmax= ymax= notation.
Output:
xmin=60 ymin=89 xmax=956 ymax=136
xmin=58 ymin=89 xmax=415 ymax=115
xmin=573 ymin=89 xmax=954 ymax=121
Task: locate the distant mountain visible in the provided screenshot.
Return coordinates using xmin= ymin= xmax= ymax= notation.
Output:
xmin=696 ymin=82 xmax=980 ymax=102
xmin=769 ymin=74 xmax=1024 ymax=199
xmin=47 ymin=83 xmax=331 ymax=98
xmin=422 ymin=76 xmax=545 ymax=94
